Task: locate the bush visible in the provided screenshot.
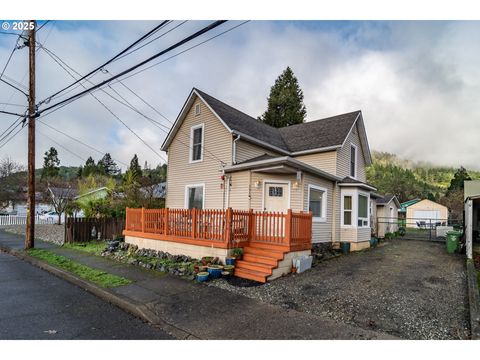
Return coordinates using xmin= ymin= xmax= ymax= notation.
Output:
xmin=398 ymin=226 xmax=406 ymax=236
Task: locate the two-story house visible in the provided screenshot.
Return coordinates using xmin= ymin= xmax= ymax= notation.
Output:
xmin=161 ymin=88 xmax=375 ymax=250
xmin=124 ymin=87 xmax=377 ymax=282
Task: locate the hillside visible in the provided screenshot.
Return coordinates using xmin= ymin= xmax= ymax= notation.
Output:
xmin=366 ymin=151 xmax=480 ymax=202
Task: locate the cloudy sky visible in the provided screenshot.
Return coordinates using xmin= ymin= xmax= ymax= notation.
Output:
xmin=0 ymin=20 xmax=479 ymax=170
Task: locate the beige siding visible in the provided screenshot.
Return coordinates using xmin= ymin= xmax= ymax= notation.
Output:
xmin=228 ymin=170 xmax=251 ymax=210
xmin=336 ymin=122 xmax=367 ymax=181
xmin=235 ymin=140 xmax=280 ymax=164
xmin=166 ymin=97 xmax=232 ymax=209
xmin=249 ymin=173 xmax=302 ymax=211
xmin=340 ymin=228 xmax=370 ymax=243
xmin=294 ymin=151 xmax=337 ymax=174
xmin=302 ymin=174 xmax=335 ymax=243
xmin=376 ymin=201 xmax=399 ymax=237
xmin=406 ymin=199 xmax=448 ymax=226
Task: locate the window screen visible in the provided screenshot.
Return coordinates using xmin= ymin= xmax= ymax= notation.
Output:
xmin=309 ymin=188 xmax=324 ymax=218
xmin=188 ymin=186 xmax=203 ymax=209
xmin=191 ymin=127 xmax=203 ymax=161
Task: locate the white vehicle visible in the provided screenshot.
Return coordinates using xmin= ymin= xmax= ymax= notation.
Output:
xmin=39 ymin=211 xmax=65 ymax=224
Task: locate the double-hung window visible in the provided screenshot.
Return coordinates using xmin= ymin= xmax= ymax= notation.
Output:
xmin=308 ymin=185 xmax=327 ymax=222
xmin=343 ymin=195 xmax=352 ymax=225
xmin=357 ymin=194 xmax=369 ymax=227
xmin=186 ymin=185 xmax=204 ymax=209
xmin=350 ymin=144 xmax=357 ymax=178
xmin=190 ymin=124 xmax=204 ymax=162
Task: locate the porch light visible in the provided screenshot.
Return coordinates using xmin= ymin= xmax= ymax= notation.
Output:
xmin=293 ymin=181 xmax=300 ymax=189
xmin=254 ymin=180 xmax=261 ymax=189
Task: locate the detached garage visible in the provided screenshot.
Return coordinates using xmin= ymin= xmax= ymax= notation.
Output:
xmin=404 ymin=199 xmax=448 ymax=228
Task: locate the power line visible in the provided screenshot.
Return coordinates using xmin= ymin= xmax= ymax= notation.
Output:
xmin=36 ymin=20 xmax=50 ymax=32
xmin=38 ymin=43 xmax=167 ymax=163
xmin=113 ymin=21 xmax=250 ymax=84
xmin=37 ymin=20 xmax=227 ymax=115
xmin=38 ymin=21 xmax=170 ymax=105
xmin=0 ymin=31 xmax=29 ymax=97
xmin=38 ymin=128 xmax=86 ymax=163
xmin=37 ymin=119 xmax=129 ymax=167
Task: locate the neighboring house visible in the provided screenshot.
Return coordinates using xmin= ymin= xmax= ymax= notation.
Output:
xmin=74 ymin=187 xmax=109 ymax=207
xmin=401 ymin=198 xmax=448 ymax=228
xmin=125 ymin=88 xmax=376 ymax=281
xmin=374 ymin=194 xmax=400 ymax=237
xmin=140 ymin=182 xmax=166 ymax=199
xmin=464 ymin=180 xmax=480 ymax=259
xmin=47 ymin=186 xmax=78 ymax=224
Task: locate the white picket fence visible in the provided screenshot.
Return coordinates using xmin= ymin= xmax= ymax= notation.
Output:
xmin=0 ymin=215 xmax=53 ymax=226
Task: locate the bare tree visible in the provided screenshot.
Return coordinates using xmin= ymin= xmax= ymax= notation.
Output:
xmin=47 ymin=184 xmax=76 ymax=225
xmin=0 ymin=157 xmax=25 ymax=210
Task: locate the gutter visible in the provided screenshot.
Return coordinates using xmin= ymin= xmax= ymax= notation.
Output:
xmin=232 ymin=134 xmax=241 ymax=164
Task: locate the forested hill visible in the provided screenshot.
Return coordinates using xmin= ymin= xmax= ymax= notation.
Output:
xmin=366 ymin=151 xmax=480 ymax=203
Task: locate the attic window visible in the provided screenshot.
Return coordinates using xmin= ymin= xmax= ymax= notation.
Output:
xmin=195 ymin=104 xmax=201 ymax=116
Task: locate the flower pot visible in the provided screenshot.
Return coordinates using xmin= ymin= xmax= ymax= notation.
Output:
xmin=291 ymin=267 xmax=297 ymax=274
xmin=221 ymin=271 xmax=231 ymax=278
xmin=225 ymin=257 xmax=236 ymax=266
xmin=207 ymin=265 xmax=224 ymax=279
xmin=199 ymin=265 xmax=208 ymax=272
xmin=194 ymin=265 xmax=200 ymax=273
xmin=196 ymin=272 xmax=209 ymax=282
xmin=223 ymin=265 xmax=235 ymax=275
xmin=201 ymin=257 xmax=213 ymax=266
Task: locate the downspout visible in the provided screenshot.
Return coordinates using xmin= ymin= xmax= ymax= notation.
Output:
xmin=232 ymin=134 xmax=241 ymax=164
xmin=332 ymin=181 xmax=338 ymax=243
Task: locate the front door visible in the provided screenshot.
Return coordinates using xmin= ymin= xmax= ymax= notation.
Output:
xmin=263 ymin=182 xmax=289 ymax=212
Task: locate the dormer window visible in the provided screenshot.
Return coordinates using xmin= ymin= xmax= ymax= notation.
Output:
xmin=350 ymin=144 xmax=357 ymax=178
xmin=195 ymin=103 xmax=201 ymax=116
xmin=190 ymin=124 xmax=204 ymax=162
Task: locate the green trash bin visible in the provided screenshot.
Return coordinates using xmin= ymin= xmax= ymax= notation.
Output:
xmin=446 ymin=231 xmax=461 ymax=254
xmin=340 ymin=242 xmax=351 ymax=254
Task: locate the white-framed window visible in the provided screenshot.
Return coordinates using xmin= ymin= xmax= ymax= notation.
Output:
xmin=307 ymin=184 xmax=327 ymax=222
xmin=195 ymin=103 xmax=201 ymax=116
xmin=185 ymin=184 xmax=204 ymax=209
xmin=343 ymin=195 xmax=353 ymax=226
xmin=341 ymin=189 xmax=370 ymax=229
xmin=357 ymin=193 xmax=369 ymax=227
xmin=350 ymin=143 xmax=357 ymax=178
xmin=189 ymin=123 xmax=204 ymax=163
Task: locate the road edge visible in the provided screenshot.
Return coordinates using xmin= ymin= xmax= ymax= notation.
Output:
xmin=466 ymin=259 xmax=480 ymax=339
xmin=0 ymin=244 xmax=198 ymax=340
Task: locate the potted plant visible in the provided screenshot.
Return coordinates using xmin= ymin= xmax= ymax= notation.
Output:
xmin=232 ymin=248 xmax=243 ymax=261
xmin=201 ymin=256 xmax=214 ymax=266
xmin=221 ymin=271 xmax=231 ymax=278
xmin=199 ymin=265 xmax=208 ymax=272
xmin=223 ymin=264 xmax=235 ymax=275
xmin=207 ymin=264 xmax=224 ymax=279
xmin=225 ymin=255 xmax=236 ymax=266
xmin=196 ymin=272 xmax=209 ymax=282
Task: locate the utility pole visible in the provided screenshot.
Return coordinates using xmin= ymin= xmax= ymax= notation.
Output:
xmin=25 ymin=20 xmax=36 ymax=250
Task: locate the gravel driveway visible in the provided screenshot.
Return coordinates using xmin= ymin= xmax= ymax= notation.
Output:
xmin=211 ymin=239 xmax=470 ymax=339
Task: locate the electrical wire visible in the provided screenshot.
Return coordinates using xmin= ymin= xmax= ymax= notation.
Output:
xmin=38 ymin=128 xmax=86 ymax=163
xmin=38 ymin=21 xmax=170 ymax=106
xmin=37 ymin=20 xmax=227 ymax=115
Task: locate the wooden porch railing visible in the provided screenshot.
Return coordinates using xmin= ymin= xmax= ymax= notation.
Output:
xmin=124 ymin=207 xmax=312 ymax=251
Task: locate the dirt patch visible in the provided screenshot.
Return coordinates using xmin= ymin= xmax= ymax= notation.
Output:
xmin=211 ymin=240 xmax=470 ymax=339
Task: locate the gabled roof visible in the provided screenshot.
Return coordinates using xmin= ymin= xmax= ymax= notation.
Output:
xmin=399 ymin=198 xmax=421 ymax=212
xmin=338 ymin=176 xmax=377 ymax=191
xmin=376 ymin=194 xmax=401 ymax=208
xmin=161 ymin=88 xmax=372 ymax=164
xmin=48 ymin=187 xmax=78 ymax=200
xmin=74 ymin=187 xmax=109 ymax=200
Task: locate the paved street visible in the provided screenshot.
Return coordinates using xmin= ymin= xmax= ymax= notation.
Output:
xmin=0 ymin=251 xmax=173 ymax=340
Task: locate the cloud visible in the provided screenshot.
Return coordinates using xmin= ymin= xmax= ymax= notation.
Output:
xmin=0 ymin=20 xmax=479 ymax=171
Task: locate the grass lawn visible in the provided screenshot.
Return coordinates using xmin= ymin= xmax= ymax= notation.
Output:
xmin=27 ymin=248 xmax=131 ymax=288
xmin=63 ymin=241 xmax=108 ymax=256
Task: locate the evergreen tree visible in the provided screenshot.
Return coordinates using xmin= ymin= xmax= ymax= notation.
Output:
xmin=98 ymin=153 xmax=120 ymax=176
xmin=447 ymin=166 xmax=471 ymax=193
xmin=129 ymin=154 xmax=142 ymax=179
xmin=82 ymin=156 xmax=98 ymax=177
xmin=42 ymin=147 xmax=60 ymax=179
xmin=259 ymin=66 xmax=306 ymax=127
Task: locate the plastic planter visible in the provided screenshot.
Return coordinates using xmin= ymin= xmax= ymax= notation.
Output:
xmin=369 ymin=237 xmax=378 ymax=247
xmin=225 ymin=257 xmax=236 ymax=266
xmin=223 ymin=265 xmax=235 ymax=275
xmin=340 ymin=242 xmax=351 ymax=254
xmin=196 ymin=272 xmax=209 ymax=282
xmin=207 ymin=265 xmax=224 ymax=279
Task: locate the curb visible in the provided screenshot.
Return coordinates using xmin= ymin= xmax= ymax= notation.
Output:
xmin=466 ymin=260 xmax=480 ymax=339
xmin=0 ymin=245 xmax=198 ymax=340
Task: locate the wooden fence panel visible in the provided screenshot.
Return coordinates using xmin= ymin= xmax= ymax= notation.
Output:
xmin=65 ymin=217 xmax=125 ymax=243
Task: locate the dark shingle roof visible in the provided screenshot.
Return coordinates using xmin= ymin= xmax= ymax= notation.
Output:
xmin=195 ymin=88 xmax=359 ymax=153
xmin=278 ymin=111 xmax=359 ymax=152
xmin=376 ymin=195 xmax=395 ymax=205
xmin=195 ymin=89 xmax=288 ymax=151
xmin=339 ymin=177 xmax=377 ymax=190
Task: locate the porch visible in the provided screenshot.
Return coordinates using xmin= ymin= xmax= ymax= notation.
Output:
xmin=123 ymin=207 xmax=313 ymax=282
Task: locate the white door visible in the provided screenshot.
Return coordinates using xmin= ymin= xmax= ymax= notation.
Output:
xmin=263 ymin=182 xmax=289 ymax=212
xmin=413 ymin=210 xmax=440 ymax=228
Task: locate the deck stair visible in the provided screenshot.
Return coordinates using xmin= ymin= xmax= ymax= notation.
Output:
xmin=234 ymin=243 xmax=289 ymax=283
